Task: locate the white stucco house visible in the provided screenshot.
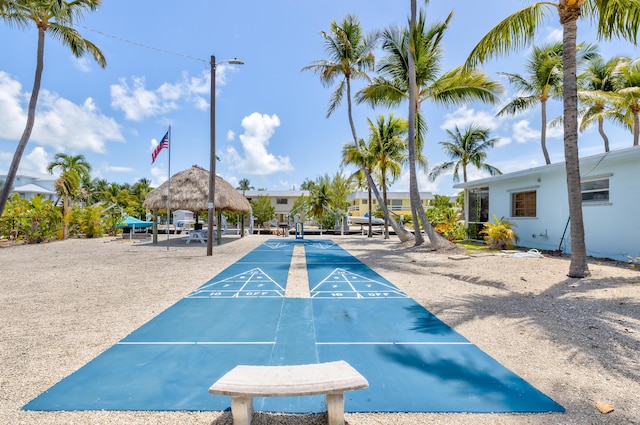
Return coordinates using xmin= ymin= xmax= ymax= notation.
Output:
xmin=454 ymin=146 xmax=640 ymax=262
xmin=0 ymin=172 xmax=57 ymax=203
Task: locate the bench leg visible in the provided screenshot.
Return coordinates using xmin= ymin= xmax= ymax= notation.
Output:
xmin=326 ymin=392 xmax=345 ymax=425
xmin=230 ymin=396 xmax=253 ymax=425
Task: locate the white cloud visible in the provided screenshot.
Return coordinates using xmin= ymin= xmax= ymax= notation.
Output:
xmin=150 ymin=166 xmax=168 ymax=187
xmin=227 ymin=130 xmax=236 ymax=141
xmin=440 ymin=106 xmax=500 ymax=131
xmin=110 ymin=76 xmax=172 ymax=121
xmin=545 ymin=28 xmax=563 ymax=43
xmin=32 ymin=94 xmax=123 ymax=153
xmin=0 ymin=72 xmax=29 ymax=136
xmin=0 ymin=73 xmax=123 ymax=158
xmin=71 ymin=56 xmax=92 ymax=73
xmin=21 ymin=147 xmax=51 ymax=174
xmin=110 ymin=66 xmax=241 ymax=121
xmin=225 ymin=112 xmax=293 ymax=175
xmin=512 ymin=120 xmax=540 ymax=143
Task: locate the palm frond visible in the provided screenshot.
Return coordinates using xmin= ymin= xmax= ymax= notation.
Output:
xmin=466 ymin=3 xmax=555 ymax=68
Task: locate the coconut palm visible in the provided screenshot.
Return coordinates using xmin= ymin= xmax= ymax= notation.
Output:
xmin=465 ymin=0 xmax=640 ymax=278
xmin=367 ymin=114 xmax=407 ymax=239
xmin=499 ymin=41 xmax=597 ymax=164
xmin=357 ymin=6 xmax=502 ymax=246
xmin=341 ymin=138 xmax=376 ymax=237
xmin=302 ymin=14 xmax=411 ymax=242
xmin=429 ymin=125 xmax=502 ymax=183
xmin=236 ymin=178 xmax=254 ymax=195
xmin=578 ymin=55 xmax=630 ymax=152
xmin=612 ymin=56 xmax=640 ymax=146
xmin=46 ymin=153 xmax=91 ymax=239
xmin=0 ymin=0 xmax=106 ymax=217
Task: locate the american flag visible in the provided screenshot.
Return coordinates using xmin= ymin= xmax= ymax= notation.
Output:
xmin=151 ymin=131 xmax=169 ymax=163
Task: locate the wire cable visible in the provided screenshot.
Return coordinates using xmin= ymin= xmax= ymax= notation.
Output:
xmin=76 ymin=24 xmax=209 ymax=66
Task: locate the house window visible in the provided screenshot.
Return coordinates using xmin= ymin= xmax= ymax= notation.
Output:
xmin=581 ymin=178 xmax=609 ymax=202
xmin=276 ymin=198 xmax=288 ymax=205
xmin=511 ymin=191 xmax=536 ymax=217
xmin=391 ymin=199 xmax=402 ymax=211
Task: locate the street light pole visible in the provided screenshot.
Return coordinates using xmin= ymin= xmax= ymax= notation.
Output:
xmin=207 ymin=55 xmax=243 ymax=256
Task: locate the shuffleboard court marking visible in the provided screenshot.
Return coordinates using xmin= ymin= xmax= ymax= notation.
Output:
xmin=187 ymin=267 xmax=285 ymax=298
xmin=117 ymin=341 xmax=275 ymax=345
xmin=310 ymin=267 xmax=408 ymax=299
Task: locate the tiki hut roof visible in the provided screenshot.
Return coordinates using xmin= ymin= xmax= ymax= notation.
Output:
xmin=143 ymin=165 xmax=251 ymax=213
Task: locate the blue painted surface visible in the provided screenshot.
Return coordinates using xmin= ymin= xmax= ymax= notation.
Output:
xmin=24 ymin=238 xmax=564 ymax=414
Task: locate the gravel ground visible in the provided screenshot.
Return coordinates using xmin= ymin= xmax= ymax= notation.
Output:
xmin=1 ymin=234 xmax=638 ymax=425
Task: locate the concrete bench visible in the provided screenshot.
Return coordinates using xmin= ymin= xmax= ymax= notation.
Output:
xmin=208 ymin=360 xmax=368 ymax=425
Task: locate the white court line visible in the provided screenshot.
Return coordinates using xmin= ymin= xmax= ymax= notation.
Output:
xmin=117 ymin=341 xmax=275 ymax=345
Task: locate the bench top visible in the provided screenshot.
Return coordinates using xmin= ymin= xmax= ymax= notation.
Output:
xmin=208 ymin=360 xmax=369 ymax=397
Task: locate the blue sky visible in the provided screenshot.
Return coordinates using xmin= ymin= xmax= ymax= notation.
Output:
xmin=0 ymin=1 xmax=637 ymax=196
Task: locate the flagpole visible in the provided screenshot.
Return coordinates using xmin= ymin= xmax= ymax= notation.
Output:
xmin=166 ymin=125 xmax=171 ymax=250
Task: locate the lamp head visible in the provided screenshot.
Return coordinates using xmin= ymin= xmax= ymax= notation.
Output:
xmin=228 ymin=59 xmax=244 ymax=65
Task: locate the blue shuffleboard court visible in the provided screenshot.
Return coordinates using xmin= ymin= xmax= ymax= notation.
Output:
xmin=24 ymin=239 xmax=563 ymax=415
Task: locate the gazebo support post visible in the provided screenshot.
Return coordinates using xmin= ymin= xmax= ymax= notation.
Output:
xmin=152 ymin=209 xmax=158 ymax=244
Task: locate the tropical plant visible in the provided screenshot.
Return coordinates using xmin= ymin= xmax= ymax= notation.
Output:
xmin=68 ymin=203 xmax=105 ymax=238
xmin=498 ymin=42 xmax=597 ymax=164
xmin=429 ymin=124 xmax=501 ymax=183
xmin=236 ymin=178 xmax=254 ymax=195
xmin=479 ymin=214 xmax=519 ymax=249
xmin=0 ymin=0 xmax=106 ymax=217
xmin=367 ymin=114 xmax=407 ymax=238
xmin=250 ymin=195 xmax=275 ymax=233
xmin=302 ymin=14 xmax=411 ymax=242
xmin=578 ymin=55 xmax=629 ymax=152
xmin=12 ymin=194 xmax=62 ymax=243
xmin=612 ymin=56 xmax=640 ymax=146
xmin=424 ymin=195 xmax=464 ymax=241
xmin=357 ymin=5 xmax=502 ymax=247
xmin=46 ymin=153 xmax=91 ymax=239
xmin=308 ymin=179 xmax=332 ymax=222
xmin=465 ymin=0 xmax=640 ymax=278
xmin=342 ymin=138 xmax=375 ymax=237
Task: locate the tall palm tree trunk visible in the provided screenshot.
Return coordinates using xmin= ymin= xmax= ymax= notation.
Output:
xmin=367 ymin=183 xmax=373 ymax=238
xmin=541 ymin=100 xmax=551 ymax=164
xmin=562 ymin=11 xmax=590 ymax=278
xmin=0 ymin=27 xmax=45 ymax=217
xmin=346 ymin=77 xmax=411 ymax=242
xmin=407 ymin=0 xmax=425 ymax=246
xmin=406 ymin=0 xmax=450 ymax=249
xmin=633 ymin=110 xmax=639 ymax=146
xmin=598 ymin=118 xmax=610 ymax=152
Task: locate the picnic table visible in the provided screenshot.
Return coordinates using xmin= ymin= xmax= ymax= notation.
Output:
xmin=182 ymin=229 xmax=208 ymax=244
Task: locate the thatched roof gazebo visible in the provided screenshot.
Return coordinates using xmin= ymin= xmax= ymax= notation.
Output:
xmin=143 ymin=165 xmax=251 ymax=213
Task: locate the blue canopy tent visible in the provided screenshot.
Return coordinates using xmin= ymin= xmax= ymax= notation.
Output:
xmin=117 ymin=216 xmax=153 ymax=239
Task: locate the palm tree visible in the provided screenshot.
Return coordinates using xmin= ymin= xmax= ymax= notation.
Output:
xmin=367 ymin=114 xmax=407 ymax=239
xmin=341 ymin=138 xmax=376 ymax=237
xmin=612 ymin=56 xmax=640 ymax=146
xmin=0 ymin=0 xmax=106 ymax=217
xmin=236 ymin=178 xmax=254 ymax=195
xmin=357 ymin=6 xmax=502 ymax=246
xmin=308 ymin=180 xmax=332 ymax=225
xmin=578 ymin=55 xmax=630 ymax=152
xmin=302 ymin=15 xmax=411 ymax=242
xmin=47 ymin=153 xmax=91 ymax=239
xmin=498 ymin=41 xmax=597 ymax=164
xmin=465 ymin=1 xmax=640 ymax=278
xmin=428 ymin=124 xmax=502 ymax=183
xmin=235 ymin=178 xmax=253 ymax=236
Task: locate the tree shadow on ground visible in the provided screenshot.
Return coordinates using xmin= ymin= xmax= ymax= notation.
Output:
xmin=427 ymin=270 xmax=640 ymax=383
